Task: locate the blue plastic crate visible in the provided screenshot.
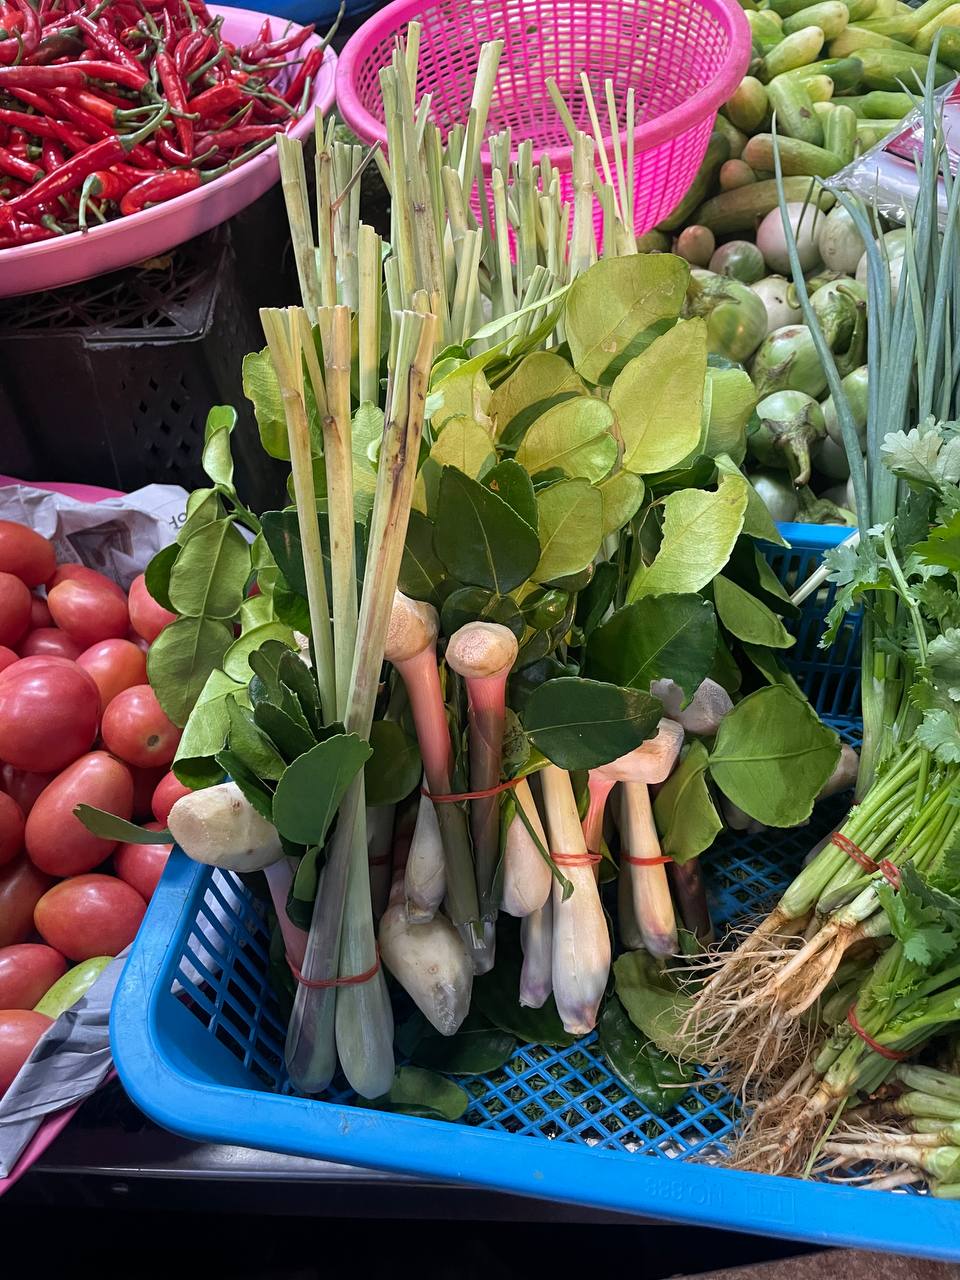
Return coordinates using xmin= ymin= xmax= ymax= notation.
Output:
xmin=112 ymin=520 xmax=960 ymax=1260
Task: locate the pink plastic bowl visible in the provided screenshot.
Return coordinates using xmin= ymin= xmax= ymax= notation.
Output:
xmin=0 ymin=7 xmax=337 ymax=299
xmin=336 ymin=0 xmax=750 ymax=239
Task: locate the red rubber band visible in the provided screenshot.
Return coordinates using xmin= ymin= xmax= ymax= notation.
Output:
xmin=847 ymin=1004 xmax=910 ymax=1061
xmin=287 ymin=948 xmax=381 ymax=989
xmin=552 ymin=850 xmax=602 ymax=867
xmin=624 ymin=852 xmax=674 ymax=867
xmin=423 ymin=778 xmax=520 ymax=803
xmin=878 ymin=859 xmax=901 ymax=890
xmin=832 ymin=831 xmax=878 ymax=873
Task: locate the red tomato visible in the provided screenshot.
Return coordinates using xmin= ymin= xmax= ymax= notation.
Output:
xmin=0 ymin=1009 xmax=52 ymax=1095
xmin=114 ymin=823 xmax=171 ymax=902
xmin=0 ymin=522 xmax=55 ymax=589
xmin=1 ymin=765 xmax=57 ymax=816
xmin=34 ymin=875 xmax=146 ymax=961
xmin=0 ymin=659 xmax=100 ymax=772
xmin=47 ymin=579 xmax=129 ymax=649
xmin=46 ymin=563 xmax=126 ymax=602
xmin=151 ymin=770 xmax=192 ymax=825
xmin=0 ymin=572 xmax=31 ymax=648
xmin=0 ymin=646 xmax=16 ymax=675
xmin=101 ymin=684 xmax=181 ymax=769
xmin=130 ymin=764 xmax=166 ymax=821
xmin=25 ymin=751 xmax=134 ymax=877
xmin=0 ymin=856 xmax=52 ymax=948
xmin=127 ymin=572 xmax=177 ymax=644
xmin=29 ymin=595 xmax=52 ymax=629
xmin=0 ymin=791 xmax=24 ymax=867
xmin=0 ymin=944 xmax=66 ymax=1009
xmin=19 ymin=627 xmax=82 ymax=660
xmin=76 ymin=638 xmax=147 ymax=714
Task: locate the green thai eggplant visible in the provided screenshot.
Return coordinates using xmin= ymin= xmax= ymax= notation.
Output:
xmin=749 ymin=388 xmax=826 ymax=485
xmin=684 ymin=270 xmax=768 ymax=362
xmin=750 ymin=324 xmax=828 ymax=400
xmin=823 ymin=364 xmax=868 ymax=448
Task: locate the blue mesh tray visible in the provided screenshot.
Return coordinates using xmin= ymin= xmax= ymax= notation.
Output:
xmin=112 ymin=524 xmax=960 ymax=1260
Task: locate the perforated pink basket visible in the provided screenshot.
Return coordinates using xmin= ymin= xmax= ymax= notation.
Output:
xmin=336 ymin=0 xmax=751 ymax=238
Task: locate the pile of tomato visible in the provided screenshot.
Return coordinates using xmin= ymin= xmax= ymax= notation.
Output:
xmin=0 ymin=517 xmax=190 ymax=1096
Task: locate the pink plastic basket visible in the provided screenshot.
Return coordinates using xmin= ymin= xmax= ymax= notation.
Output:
xmin=336 ymin=0 xmax=751 ymax=238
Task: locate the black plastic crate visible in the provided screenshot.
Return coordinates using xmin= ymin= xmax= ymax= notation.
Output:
xmin=0 ymin=187 xmax=294 ymax=511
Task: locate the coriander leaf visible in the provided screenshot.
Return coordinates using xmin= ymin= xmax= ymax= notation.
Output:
xmin=915 ymin=510 xmax=960 ymax=575
xmin=917 ymin=707 xmax=960 ymax=764
xmin=928 ymin=629 xmax=960 ymax=702
xmin=881 ymin=417 xmax=960 ymax=492
xmin=916 ymin=579 xmax=960 ymax=631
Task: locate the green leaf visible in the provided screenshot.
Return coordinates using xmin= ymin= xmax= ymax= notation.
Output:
xmin=440 ymin=586 xmax=524 ymax=638
xmin=248 ymin=640 xmax=293 ymax=703
xmin=435 ymin=467 xmax=540 ymax=593
xmin=523 ymin=677 xmax=663 ymax=770
xmin=243 ymin=348 xmax=292 ymax=460
xmin=271 ymin=734 xmax=372 ymax=845
xmin=74 ymin=807 xmax=172 ymax=844
xmin=586 ymin=595 xmax=717 ymax=701
xmin=428 ymin=355 xmax=494 ymax=435
xmin=147 ymin=616 xmax=234 ymax=727
xmin=916 ymin=511 xmax=960 ymax=574
xmin=365 ymin=719 xmax=421 ymax=806
xmin=202 ymin=405 xmax=237 ymax=490
xmin=613 ymin=951 xmax=695 ymax=1059
xmin=216 ymin=750 xmax=276 ymax=822
xmin=361 ymin=1067 xmax=469 ymax=1122
xmin=576 ymin=560 xmax=619 ymax=641
xmin=881 ymin=418 xmax=960 ymax=492
xmin=917 ymin=706 xmax=960 ymax=763
xmin=178 ymin=489 xmax=222 ymax=545
xmin=565 ymin=253 xmax=689 ymax=384
xmin=532 ymin=479 xmax=603 ymax=583
xmin=597 ymin=470 xmax=645 ymax=537
xmin=225 ymin=696 xmax=286 ymax=781
xmin=472 ymin=919 xmax=575 ymax=1047
xmin=253 ymin=701 xmax=316 ymax=763
xmin=399 ymin=510 xmax=450 ymax=606
xmin=260 ymin=509 xmax=307 ymax=598
xmin=713 ymin=574 xmax=795 ymax=649
xmin=223 ymin=622 xmax=295 ymax=683
xmin=597 ymin=996 xmax=693 ymax=1115
xmin=515 ymin=397 xmax=617 ymax=484
xmin=172 ymin=668 xmax=243 ymax=786
xmin=653 ymin=741 xmax=723 ymax=863
xmin=627 ymin=473 xmax=748 ymax=600
xmin=490 ymin=350 xmax=587 ymax=445
xmin=715 ymin=452 xmax=786 ymax=546
xmin=272 ymin=577 xmax=310 ymax=631
xmin=277 ymin=651 xmax=322 ymax=733
xmin=741 ymin=642 xmax=804 ymax=697
xmin=404 ymin=1008 xmax=517 ymax=1075
xmin=704 ymin=367 xmax=756 ymax=465
xmin=144 ymin=542 xmax=178 ymax=613
xmin=483 ymin=459 xmax=538 ymax=530
xmin=415 ymin=420 xmax=496 ymax=514
xmin=291 ymin=843 xmax=323 ymax=914
xmin=928 ymin=629 xmax=960 ymax=701
xmin=610 ymin=319 xmax=707 ymax=475
xmin=708 ymin=686 xmax=841 ymax=827
xmin=168 ymin=519 xmax=251 ymax=620
xmin=350 ymin=403 xmax=384 ymax=521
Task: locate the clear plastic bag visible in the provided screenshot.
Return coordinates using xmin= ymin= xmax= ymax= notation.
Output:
xmin=829 ymin=79 xmax=960 ymax=227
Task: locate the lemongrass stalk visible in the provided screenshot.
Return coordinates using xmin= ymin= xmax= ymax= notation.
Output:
xmin=545 ymin=76 xmax=578 ymax=146
xmin=568 ymin=132 xmax=597 ymax=279
xmin=450 ymin=227 xmax=482 ymax=345
xmin=540 ymin=764 xmax=610 ymax=1035
xmin=600 ymin=183 xmax=616 ymax=259
xmin=285 ymin=310 xmax=436 ymax=1092
xmin=260 ymin=308 xmax=335 ymax=724
xmin=617 ymin=859 xmax=645 ymax=950
xmin=380 ymin=67 xmax=416 ymax=307
xmin=277 ymin=136 xmax=320 ymax=322
xmin=456 ymin=39 xmax=503 ymax=195
xmin=403 ymin=19 xmax=421 ymax=97
xmin=331 ymin=141 xmax=362 ymax=311
xmin=515 ymin=139 xmax=537 ymax=294
xmin=520 ymin=897 xmax=553 ymax=1008
xmin=501 ymin=778 xmax=552 ymax=917
xmin=622 ymin=779 xmax=678 ymax=957
xmin=625 ymin=88 xmax=636 ymax=233
xmin=263 ymin=858 xmax=308 ymax=969
xmin=440 ymin=165 xmax=469 ymax=299
xmin=491 ymin=168 xmax=515 ymax=323
xmin=393 ymin=52 xmax=444 ymax=324
xmin=358 ymin=224 xmax=382 ymax=407
xmin=314 ymin=120 xmax=337 ymax=309
xmin=446 ymin=621 xmax=518 ymax=922
xmin=579 ymin=72 xmax=618 ymax=218
xmin=582 ymin=773 xmax=615 ymax=858
xmin=605 ymin=78 xmax=633 ymax=252
xmin=367 ymin=802 xmax=395 ymax=920
xmin=319 ymin=304 xmax=357 ymax=710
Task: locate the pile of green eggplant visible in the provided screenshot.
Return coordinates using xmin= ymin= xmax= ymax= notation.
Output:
xmin=643 ymin=0 xmax=952 ymax=525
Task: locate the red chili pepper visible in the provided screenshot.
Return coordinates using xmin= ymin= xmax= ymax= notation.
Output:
xmin=46 ymin=59 xmax=155 ymax=91
xmin=0 ymin=215 xmax=57 ymax=246
xmin=196 ymin=122 xmax=282 ymax=152
xmin=0 ymin=65 xmax=86 ymax=88
xmin=119 ymin=133 xmax=272 ymax=213
xmin=0 ymin=145 xmax=42 ymax=183
xmin=243 ymin=24 xmax=313 ymax=63
xmin=172 ymin=28 xmax=201 ymax=75
xmin=0 ymin=0 xmax=39 ymax=65
xmin=41 ymin=137 xmax=65 ymax=172
xmin=282 ymin=44 xmax=322 ymax=106
xmin=74 ymin=13 xmax=148 ymax=86
xmin=187 ymin=79 xmax=244 ymax=118
xmin=49 ymin=93 xmax=165 ymax=168
xmin=155 ymin=48 xmax=192 ymax=156
xmin=30 ymin=31 xmax=85 ymax=64
xmin=1 ymin=103 xmax=167 ymax=218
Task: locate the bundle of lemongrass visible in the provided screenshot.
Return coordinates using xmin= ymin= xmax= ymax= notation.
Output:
xmin=678 ymin=52 xmax=960 ymax=1174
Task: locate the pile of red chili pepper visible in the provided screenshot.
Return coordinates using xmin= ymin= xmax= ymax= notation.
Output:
xmin=0 ymin=0 xmax=337 ymax=247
